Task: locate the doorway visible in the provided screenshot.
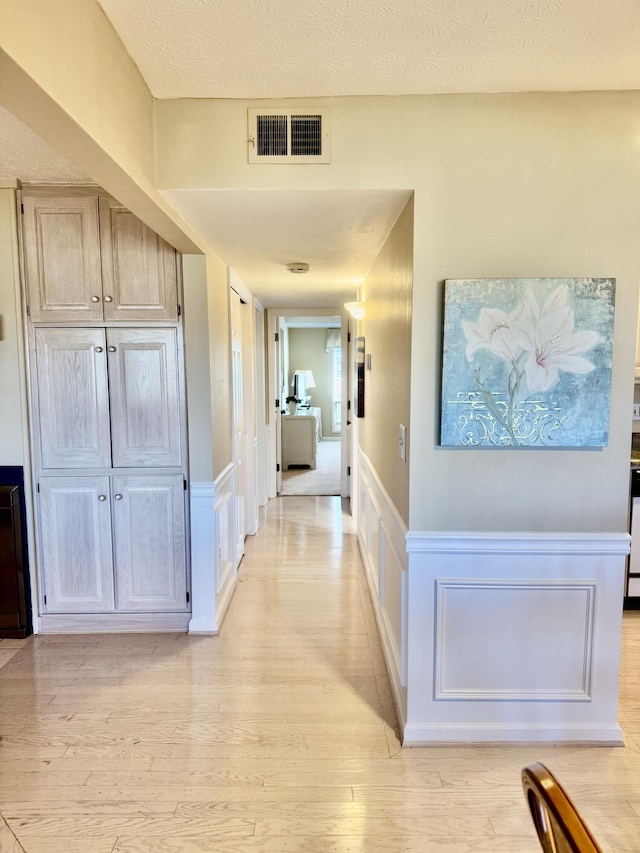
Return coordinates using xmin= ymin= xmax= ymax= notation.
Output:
xmin=267 ymin=309 xmax=350 ymax=499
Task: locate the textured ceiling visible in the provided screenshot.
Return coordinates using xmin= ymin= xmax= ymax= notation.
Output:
xmin=96 ymin=0 xmax=640 ymax=99
xmin=161 ymin=188 xmax=412 ymax=306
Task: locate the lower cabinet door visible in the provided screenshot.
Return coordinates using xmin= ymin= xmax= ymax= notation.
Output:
xmin=39 ymin=477 xmax=115 ymax=612
xmin=112 ymin=474 xmax=187 ymax=611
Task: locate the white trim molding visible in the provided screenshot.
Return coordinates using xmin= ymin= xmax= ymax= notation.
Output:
xmin=404 ymin=530 xmax=630 ymax=745
xmin=188 ymin=464 xmax=238 ymax=634
xmin=356 ymin=449 xmax=408 ymax=733
xmin=39 ymin=613 xmax=190 ymax=633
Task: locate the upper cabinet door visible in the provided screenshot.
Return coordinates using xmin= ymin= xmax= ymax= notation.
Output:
xmin=35 ymin=328 xmax=112 ymax=469
xmin=107 ymin=328 xmax=182 ymax=468
xmin=99 ymin=197 xmax=178 ymax=322
xmin=22 ymin=195 xmax=103 ymax=323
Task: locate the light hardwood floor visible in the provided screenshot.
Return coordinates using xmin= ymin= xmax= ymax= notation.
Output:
xmin=2 ymin=495 xmax=640 ymax=852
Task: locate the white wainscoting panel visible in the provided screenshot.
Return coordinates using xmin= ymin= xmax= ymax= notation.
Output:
xmin=404 ymin=531 xmax=630 ymax=745
xmin=356 ymin=450 xmax=408 ymax=730
xmin=434 ymin=580 xmax=595 ymax=700
xmin=188 ymin=464 xmax=238 ymax=634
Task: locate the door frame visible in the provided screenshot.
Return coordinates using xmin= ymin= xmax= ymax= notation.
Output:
xmin=266 ymin=307 xmax=350 ymax=500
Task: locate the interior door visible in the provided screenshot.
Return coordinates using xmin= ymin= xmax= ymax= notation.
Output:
xmin=230 ymin=289 xmax=246 ymax=563
xmin=343 ymin=320 xmax=353 ymax=499
xmin=275 ymin=318 xmax=286 ymax=494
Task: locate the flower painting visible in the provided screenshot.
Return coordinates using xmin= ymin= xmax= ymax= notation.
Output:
xmin=440 ymin=278 xmax=615 ymax=448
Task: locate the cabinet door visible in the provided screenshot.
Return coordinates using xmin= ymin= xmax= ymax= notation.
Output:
xmin=107 ymin=328 xmax=182 ymax=467
xmin=39 ymin=477 xmax=115 ymax=612
xmin=99 ymin=197 xmax=178 ymax=321
xmin=35 ymin=329 xmax=112 ymax=469
xmin=22 ymin=195 xmax=103 ymax=322
xmin=112 ymin=475 xmax=187 ymax=611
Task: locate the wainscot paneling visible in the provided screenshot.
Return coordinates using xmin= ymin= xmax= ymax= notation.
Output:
xmin=188 ymin=464 xmax=238 ymax=634
xmin=404 ymin=531 xmax=630 ymax=745
xmin=356 ymin=450 xmax=408 ymax=731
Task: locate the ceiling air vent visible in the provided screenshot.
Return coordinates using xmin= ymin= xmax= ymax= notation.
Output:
xmin=248 ymin=109 xmax=330 ymax=163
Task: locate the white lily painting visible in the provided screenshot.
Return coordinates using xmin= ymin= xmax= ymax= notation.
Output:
xmin=440 ymin=278 xmax=615 ymax=447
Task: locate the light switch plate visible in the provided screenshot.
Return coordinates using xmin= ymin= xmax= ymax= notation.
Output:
xmin=634 ymin=404 xmax=640 ymax=420
xmin=399 ymin=424 xmax=407 ymax=462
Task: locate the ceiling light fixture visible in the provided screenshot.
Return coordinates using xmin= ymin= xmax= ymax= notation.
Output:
xmin=286 ymin=262 xmax=310 ymax=274
xmin=344 ymin=301 xmax=365 ymax=320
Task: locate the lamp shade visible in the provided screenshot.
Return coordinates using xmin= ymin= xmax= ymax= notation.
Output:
xmin=293 ymin=369 xmax=316 ymax=389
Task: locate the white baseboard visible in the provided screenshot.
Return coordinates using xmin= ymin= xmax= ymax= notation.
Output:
xmin=403 ymin=723 xmax=624 ymax=746
xmin=39 ymin=613 xmax=190 ymax=633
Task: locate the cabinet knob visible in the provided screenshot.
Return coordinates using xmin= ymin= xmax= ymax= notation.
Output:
xmin=114 ymin=493 xmax=123 ymax=500
xmin=98 ymin=494 xmax=107 ymax=501
xmin=108 ymin=346 xmax=116 ymax=352
xmin=95 ymin=346 xmax=103 ymax=353
xmin=91 ymin=295 xmax=100 ymax=303
xmin=104 ymin=295 xmax=113 ymax=303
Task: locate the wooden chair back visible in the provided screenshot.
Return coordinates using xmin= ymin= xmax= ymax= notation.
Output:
xmin=522 ymin=762 xmax=603 ymax=853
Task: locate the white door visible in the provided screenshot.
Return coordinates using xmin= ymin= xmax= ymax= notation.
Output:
xmin=230 ymin=290 xmax=245 ymax=563
xmin=35 ymin=328 xmax=112 ymax=469
xmin=112 ymin=474 xmax=187 ymax=611
xmin=275 ymin=319 xmax=284 ymax=494
xmin=343 ymin=321 xmax=353 ymax=499
xmin=39 ymin=476 xmax=115 ymax=612
xmin=22 ymin=194 xmax=103 ymax=323
xmin=107 ymin=328 xmax=182 ymax=468
xmin=242 ymin=295 xmax=258 ymax=535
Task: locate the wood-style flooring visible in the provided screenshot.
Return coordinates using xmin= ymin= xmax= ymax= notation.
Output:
xmin=2 ymin=495 xmax=640 ymax=851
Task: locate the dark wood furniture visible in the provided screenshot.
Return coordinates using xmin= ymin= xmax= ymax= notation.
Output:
xmin=0 ymin=477 xmax=32 ymax=638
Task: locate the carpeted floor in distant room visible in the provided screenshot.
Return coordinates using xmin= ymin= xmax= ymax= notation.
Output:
xmin=280 ymin=439 xmax=341 ymax=496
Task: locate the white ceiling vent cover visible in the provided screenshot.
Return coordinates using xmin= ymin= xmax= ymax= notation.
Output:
xmin=248 ymin=109 xmax=330 ymax=163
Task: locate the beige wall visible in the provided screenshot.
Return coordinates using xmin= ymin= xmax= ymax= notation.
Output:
xmin=182 ymin=255 xmax=214 ymax=482
xmin=359 ymin=198 xmax=413 ymax=525
xmin=0 ymin=187 xmax=27 ymax=465
xmin=156 ymin=92 xmax=640 ymax=533
xmin=207 ymin=252 xmax=233 ymax=476
xmin=181 ymin=252 xmax=232 ymax=481
xmin=288 ymin=328 xmax=338 ymax=437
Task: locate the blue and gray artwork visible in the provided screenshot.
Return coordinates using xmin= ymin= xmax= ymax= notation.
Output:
xmin=440 ymin=278 xmax=615 ymax=447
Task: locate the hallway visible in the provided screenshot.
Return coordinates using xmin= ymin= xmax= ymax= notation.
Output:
xmin=2 ymin=496 xmax=640 ymax=851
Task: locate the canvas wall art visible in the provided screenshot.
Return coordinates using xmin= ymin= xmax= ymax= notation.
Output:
xmin=440 ymin=278 xmax=616 ymax=448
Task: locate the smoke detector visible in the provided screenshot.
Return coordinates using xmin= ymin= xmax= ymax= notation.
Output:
xmin=286 ymin=262 xmax=310 ymax=274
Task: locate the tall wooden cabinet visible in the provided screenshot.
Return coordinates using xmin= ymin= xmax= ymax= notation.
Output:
xmin=21 ymin=186 xmax=189 ymax=627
